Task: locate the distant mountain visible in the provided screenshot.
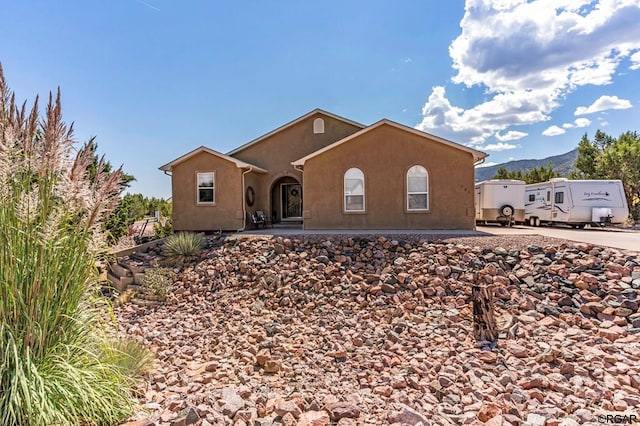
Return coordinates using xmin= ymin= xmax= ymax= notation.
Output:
xmin=475 ymin=149 xmax=578 ymax=182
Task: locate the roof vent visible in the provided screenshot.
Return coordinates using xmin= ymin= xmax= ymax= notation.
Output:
xmin=313 ymin=118 xmax=325 ymax=134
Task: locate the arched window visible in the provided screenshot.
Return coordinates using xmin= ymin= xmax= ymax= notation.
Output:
xmin=407 ymin=165 xmax=428 ymax=211
xmin=313 ymin=118 xmax=325 ymax=134
xmin=344 ymin=168 xmax=365 ymax=212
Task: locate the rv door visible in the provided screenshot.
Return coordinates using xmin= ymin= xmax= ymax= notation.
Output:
xmin=552 ymin=186 xmax=570 ymax=222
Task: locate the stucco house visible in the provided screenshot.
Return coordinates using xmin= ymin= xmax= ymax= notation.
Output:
xmin=159 ymin=109 xmax=487 ymax=231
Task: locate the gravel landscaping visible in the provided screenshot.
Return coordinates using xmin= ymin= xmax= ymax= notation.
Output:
xmin=117 ymin=234 xmax=640 ymax=426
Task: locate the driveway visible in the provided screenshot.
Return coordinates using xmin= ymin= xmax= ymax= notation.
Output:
xmin=477 ymin=224 xmax=640 ymax=252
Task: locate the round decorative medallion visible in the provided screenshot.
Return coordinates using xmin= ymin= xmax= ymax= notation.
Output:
xmin=245 ymin=186 xmax=255 ymax=206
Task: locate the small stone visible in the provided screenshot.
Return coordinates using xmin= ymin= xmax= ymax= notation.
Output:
xmin=519 ymin=376 xmax=546 ymax=390
xmin=486 ymin=415 xmax=504 ymax=426
xmin=477 ymin=402 xmax=502 ymax=422
xmin=220 ymin=387 xmax=244 ymax=418
xmin=275 ymin=400 xmax=302 ymax=419
xmin=381 ymin=283 xmax=397 ymax=293
xmin=281 ymin=412 xmax=296 ymax=426
xmin=476 ymin=351 xmax=498 ymax=363
xmin=598 ymin=325 xmax=626 ymax=342
xmin=373 ymin=385 xmax=393 ymax=397
xmin=387 ymin=404 xmax=430 ymax=425
xmin=256 ymin=349 xmax=271 ymax=366
xmin=326 ymin=402 xmax=361 ymax=421
xmin=170 ymin=406 xmax=200 ymax=426
xmin=297 ymin=410 xmax=330 ymax=426
xmin=264 ymin=359 xmax=282 ymax=373
xmin=120 ymin=419 xmax=155 ymax=426
xmin=507 ymin=342 xmax=529 ymax=358
xmin=526 ymin=413 xmax=547 ymax=426
xmin=560 ymin=362 xmax=575 ymax=375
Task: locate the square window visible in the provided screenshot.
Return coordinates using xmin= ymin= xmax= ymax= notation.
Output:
xmin=197 ymin=172 xmax=215 ymax=204
xmin=408 ymin=193 xmax=428 ymax=210
xmin=345 ymin=195 xmax=364 ymax=211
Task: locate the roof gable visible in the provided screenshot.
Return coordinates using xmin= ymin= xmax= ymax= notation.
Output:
xmin=226 ymin=108 xmax=365 ymax=156
xmin=291 ymin=119 xmax=488 ymax=166
xmin=159 ymin=146 xmax=267 ymax=173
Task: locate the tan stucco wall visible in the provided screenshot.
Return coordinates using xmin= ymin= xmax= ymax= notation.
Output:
xmin=301 ymin=124 xmax=476 ymax=229
xmin=231 ymin=112 xmax=362 ymax=217
xmin=171 ymin=152 xmax=244 ymax=231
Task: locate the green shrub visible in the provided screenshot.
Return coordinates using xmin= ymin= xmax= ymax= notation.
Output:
xmin=142 ymin=267 xmax=177 ymax=301
xmin=103 ymin=338 xmax=155 ymax=388
xmin=154 ymin=216 xmax=173 ymax=239
xmin=162 ymin=232 xmax=206 ymax=263
xmin=0 ymin=64 xmax=138 ymax=425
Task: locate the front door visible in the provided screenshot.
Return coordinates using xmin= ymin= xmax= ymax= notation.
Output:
xmin=281 ymin=183 xmax=302 ymax=220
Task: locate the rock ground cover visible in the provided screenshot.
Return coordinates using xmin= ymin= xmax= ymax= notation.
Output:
xmin=117 ymin=235 xmax=640 ymax=426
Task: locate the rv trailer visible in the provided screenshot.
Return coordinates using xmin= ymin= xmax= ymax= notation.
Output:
xmin=524 ymin=178 xmax=629 ymax=227
xmin=475 ymin=180 xmax=526 ymax=226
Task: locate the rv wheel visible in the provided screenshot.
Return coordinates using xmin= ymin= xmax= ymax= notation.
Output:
xmin=500 ymin=205 xmax=514 ymax=217
xmin=534 ymin=217 xmax=541 ymax=227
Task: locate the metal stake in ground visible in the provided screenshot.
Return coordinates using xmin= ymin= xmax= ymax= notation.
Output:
xmin=472 ymin=284 xmax=498 ymax=343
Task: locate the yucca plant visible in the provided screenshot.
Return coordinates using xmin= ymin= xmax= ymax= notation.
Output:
xmin=162 ymin=231 xmax=206 ymax=264
xmin=0 ymin=63 xmax=141 ymax=425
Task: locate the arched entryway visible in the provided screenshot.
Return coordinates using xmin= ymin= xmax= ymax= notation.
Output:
xmin=271 ymin=176 xmax=302 ymax=223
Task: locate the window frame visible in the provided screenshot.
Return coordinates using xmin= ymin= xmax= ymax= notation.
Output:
xmin=555 ymin=191 xmax=564 ymax=204
xmin=406 ymin=165 xmax=429 ymax=212
xmin=343 ymin=167 xmax=365 ymax=213
xmin=196 ymin=171 xmax=216 ymax=205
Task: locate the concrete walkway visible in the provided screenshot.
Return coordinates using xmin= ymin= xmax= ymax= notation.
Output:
xmin=229 ymin=226 xmax=484 ymax=238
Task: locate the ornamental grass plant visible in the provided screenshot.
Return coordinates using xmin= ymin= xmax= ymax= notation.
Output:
xmin=162 ymin=231 xmax=206 ymax=264
xmin=0 ymin=64 xmax=144 ymax=425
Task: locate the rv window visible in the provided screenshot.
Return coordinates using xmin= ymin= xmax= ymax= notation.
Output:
xmin=555 ymin=191 xmax=564 ymax=204
xmin=528 ymin=194 xmax=535 ymax=202
xmin=546 ymin=191 xmax=550 ymax=202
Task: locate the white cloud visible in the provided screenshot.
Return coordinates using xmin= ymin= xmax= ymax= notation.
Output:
xmin=476 ymin=161 xmax=498 ymax=168
xmin=495 ymin=130 xmax=528 ymax=141
xmin=481 ymin=142 xmax=518 ymax=151
xmin=574 ymin=95 xmax=633 ymax=115
xmin=417 ymin=0 xmax=640 ymax=144
xmin=631 ymin=51 xmax=640 ymax=70
xmin=563 ymin=117 xmax=592 ymax=128
xmin=542 ymin=125 xmax=567 ymax=136
xmin=418 ymin=85 xmax=552 ymax=145
xmin=574 ymin=117 xmax=591 ymax=127
xmin=404 ymin=58 xmax=412 ymax=63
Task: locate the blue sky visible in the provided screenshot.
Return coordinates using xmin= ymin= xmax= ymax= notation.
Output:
xmin=1 ymin=0 xmax=639 ymax=198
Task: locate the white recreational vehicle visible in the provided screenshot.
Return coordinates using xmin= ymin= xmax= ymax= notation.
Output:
xmin=524 ymin=178 xmax=629 ymax=227
xmin=475 ymin=180 xmax=526 ymax=226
